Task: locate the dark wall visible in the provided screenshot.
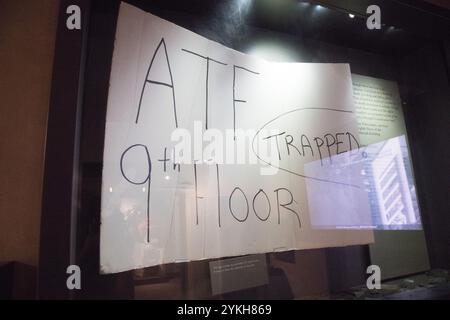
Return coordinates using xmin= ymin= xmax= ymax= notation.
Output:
xmin=400 ymin=42 xmax=450 ymax=268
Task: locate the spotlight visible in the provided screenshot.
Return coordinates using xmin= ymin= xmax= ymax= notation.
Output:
xmin=349 ymin=13 xmax=355 ymax=19
xmin=298 ymin=2 xmax=310 ymax=8
xmin=313 ymin=4 xmax=326 ymax=13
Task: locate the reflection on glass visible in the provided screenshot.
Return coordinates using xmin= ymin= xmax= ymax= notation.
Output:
xmin=305 ymin=135 xmax=422 ymax=230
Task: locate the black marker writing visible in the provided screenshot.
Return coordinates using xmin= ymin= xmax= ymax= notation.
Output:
xmin=313 ymin=137 xmax=325 ymax=166
xmin=301 ymin=134 xmax=314 ymax=157
xmin=233 ymin=65 xmax=259 ymax=140
xmin=229 ymin=187 xmax=249 ymax=222
xmin=216 ymin=164 xmax=221 ymax=228
xmin=346 ymin=132 xmax=360 ymax=152
xmin=253 ymin=189 xmax=271 ymax=221
xmin=274 ymin=187 xmax=301 ymax=228
xmin=193 ymin=162 xmax=199 ymax=225
xmin=263 ymin=132 xmax=286 ymax=161
xmin=324 ymin=133 xmax=336 ymax=164
xmin=285 ymin=134 xmax=301 ymax=156
xmin=137 ymin=38 xmax=178 ymax=127
xmin=182 ymin=48 xmax=227 ymax=130
xmin=158 ymin=147 xmax=169 ymax=172
xmin=120 ymin=144 xmax=152 ymax=242
xmin=251 ymin=107 xmax=361 ymax=187
xmin=335 ymin=132 xmax=345 ymax=155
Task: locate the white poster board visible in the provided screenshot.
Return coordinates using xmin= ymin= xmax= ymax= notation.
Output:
xmin=100 ymin=2 xmax=373 ymax=274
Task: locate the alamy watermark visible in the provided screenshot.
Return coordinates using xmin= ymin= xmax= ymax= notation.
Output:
xmin=66 ymin=265 xmax=81 ymax=290
xmin=170 ymin=121 xmax=281 ymax=175
xmin=366 ymin=264 xmax=381 ymax=289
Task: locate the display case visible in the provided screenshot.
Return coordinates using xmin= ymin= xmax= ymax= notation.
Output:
xmin=38 ymin=0 xmax=450 ymax=299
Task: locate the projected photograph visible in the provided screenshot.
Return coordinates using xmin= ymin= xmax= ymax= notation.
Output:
xmin=364 ymin=135 xmax=422 ymax=230
xmin=305 ymin=135 xmax=422 ymax=230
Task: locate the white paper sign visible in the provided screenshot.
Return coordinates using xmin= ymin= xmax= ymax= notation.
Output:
xmin=100 ymin=3 xmax=373 ymax=274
